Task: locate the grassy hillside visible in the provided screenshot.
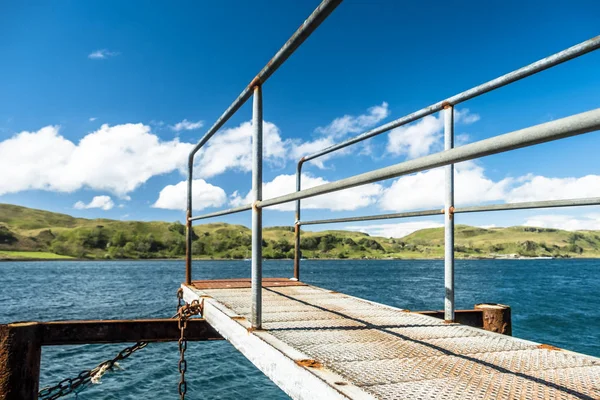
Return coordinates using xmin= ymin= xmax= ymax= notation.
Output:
xmin=1 ymin=203 xmax=599 ymax=260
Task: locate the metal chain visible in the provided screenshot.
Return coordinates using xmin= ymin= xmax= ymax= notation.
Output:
xmin=39 ymin=288 xmax=202 ymax=400
xmin=177 ymin=288 xmax=202 ymax=399
xmin=38 ymin=341 xmax=148 ymax=400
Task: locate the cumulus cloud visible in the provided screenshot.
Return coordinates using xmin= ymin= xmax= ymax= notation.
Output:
xmin=230 ymin=173 xmax=383 ymax=212
xmin=88 ymin=49 xmax=119 ymax=59
xmin=505 ymin=175 xmax=600 ymax=202
xmin=289 ymin=137 xmax=336 ymax=169
xmin=315 ymin=102 xmax=390 ymax=139
xmin=378 ymin=157 xmax=600 ymax=213
xmin=194 ymin=120 xmax=287 ymax=178
xmin=344 ymin=221 xmax=444 ymax=238
xmin=523 ymin=213 xmax=600 ymax=231
xmin=74 ymin=195 xmax=114 ymax=210
xmin=0 ymin=124 xmax=193 ymax=196
xmin=387 ymin=108 xmax=479 ymax=158
xmin=379 ymin=161 xmax=511 ymax=211
xmin=291 ymin=103 xmax=390 ymax=168
xmin=455 ymin=108 xmax=480 ymax=124
xmin=170 ymin=119 xmax=204 ymax=132
xmin=153 ymin=179 xmax=227 ymax=211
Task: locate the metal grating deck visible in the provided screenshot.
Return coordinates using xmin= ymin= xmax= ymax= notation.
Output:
xmin=182 ymin=280 xmax=600 ymax=400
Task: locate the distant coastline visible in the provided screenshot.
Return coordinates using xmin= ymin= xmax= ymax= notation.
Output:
xmin=2 ymin=253 xmax=598 ymax=263
xmin=2 ymin=203 xmax=600 ymax=262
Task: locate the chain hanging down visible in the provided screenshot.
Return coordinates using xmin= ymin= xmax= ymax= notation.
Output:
xmin=177 ymin=288 xmax=203 ymax=399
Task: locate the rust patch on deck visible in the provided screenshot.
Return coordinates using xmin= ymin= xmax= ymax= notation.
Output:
xmin=538 ymin=343 xmax=562 ymax=351
xmin=296 ymin=359 xmax=323 ymax=369
xmin=192 ymin=278 xmax=307 ymax=290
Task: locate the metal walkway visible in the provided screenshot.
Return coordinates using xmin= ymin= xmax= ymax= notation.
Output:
xmin=182 ymin=281 xmax=600 ymax=400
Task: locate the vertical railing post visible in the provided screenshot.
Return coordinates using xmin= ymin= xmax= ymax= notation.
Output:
xmin=293 ymin=159 xmax=304 ymax=281
xmin=444 ymin=105 xmax=455 ymax=322
xmin=185 ymin=155 xmax=194 ymax=285
xmin=251 ymin=84 xmax=263 ymax=329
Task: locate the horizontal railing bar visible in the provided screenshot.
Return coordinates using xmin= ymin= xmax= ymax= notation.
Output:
xmin=303 ymin=35 xmax=600 ymax=163
xmin=258 ymin=108 xmax=600 ymax=209
xmin=189 ymin=204 xmax=252 ymax=221
xmin=300 ymin=209 xmax=442 ymax=225
xmin=454 ymin=197 xmax=600 ymax=214
xmin=299 ymin=197 xmax=600 ymax=226
xmin=187 ymin=0 xmax=342 ymax=163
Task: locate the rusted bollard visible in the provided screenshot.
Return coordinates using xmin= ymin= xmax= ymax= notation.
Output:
xmin=474 ymin=303 xmax=512 ymax=336
xmin=0 ymin=322 xmax=42 ymax=400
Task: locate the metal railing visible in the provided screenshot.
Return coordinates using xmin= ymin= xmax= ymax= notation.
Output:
xmin=184 ymin=0 xmax=600 ymax=328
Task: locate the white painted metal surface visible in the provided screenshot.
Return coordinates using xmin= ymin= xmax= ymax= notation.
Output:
xmin=182 ymin=283 xmax=600 ymax=400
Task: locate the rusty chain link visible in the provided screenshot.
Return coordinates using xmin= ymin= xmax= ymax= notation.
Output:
xmin=39 ymin=288 xmax=202 ymax=400
xmin=177 ymin=288 xmax=202 ymax=399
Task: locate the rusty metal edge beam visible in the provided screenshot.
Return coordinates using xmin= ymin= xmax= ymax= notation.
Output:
xmin=34 ymin=319 xmax=223 ymax=345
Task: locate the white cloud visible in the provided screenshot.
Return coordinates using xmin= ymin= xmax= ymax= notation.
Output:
xmin=88 ymin=49 xmax=119 ymax=59
xmin=387 ymin=108 xmax=479 ymax=158
xmin=379 ymin=161 xmax=511 ymax=211
xmin=344 ymin=221 xmax=443 ymax=238
xmin=0 ymin=124 xmax=193 ymax=196
xmin=455 ymin=108 xmax=480 ymax=124
xmin=291 ymin=103 xmax=390 ymax=168
xmin=73 ymin=195 xmax=114 ymax=211
xmin=479 ymin=224 xmax=497 ymax=229
xmin=89 ymin=117 xmax=97 ymax=122
xmin=505 ymin=175 xmax=600 ymax=202
xmin=315 ymin=102 xmax=390 ymax=139
xmin=523 ymin=213 xmax=600 ymax=231
xmin=230 ymin=173 xmax=383 ymax=212
xmin=170 ymin=119 xmax=204 ymax=132
xmin=289 ymin=137 xmax=336 ymax=169
xmin=153 ymin=179 xmax=227 ymax=211
xmin=378 ymin=156 xmax=600 ymax=213
xmin=387 ymin=115 xmax=443 ymax=159
xmin=194 ymin=120 xmax=287 ymax=178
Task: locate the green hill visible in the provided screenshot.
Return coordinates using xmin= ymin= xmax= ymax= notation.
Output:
xmin=1 ymin=203 xmax=599 ymax=260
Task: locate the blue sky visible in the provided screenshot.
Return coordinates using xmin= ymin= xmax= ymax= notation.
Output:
xmin=1 ymin=0 xmax=599 ymax=237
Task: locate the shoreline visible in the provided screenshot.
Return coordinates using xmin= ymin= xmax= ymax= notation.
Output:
xmin=1 ymin=255 xmax=598 ymax=263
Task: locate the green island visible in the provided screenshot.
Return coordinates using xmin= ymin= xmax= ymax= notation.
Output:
xmin=1 ymin=203 xmax=599 ymax=261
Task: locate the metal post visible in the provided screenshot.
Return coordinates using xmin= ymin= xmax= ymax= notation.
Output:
xmin=293 ymin=159 xmax=304 ymax=281
xmin=444 ymin=105 xmax=455 ymax=322
xmin=185 ymin=161 xmax=193 ymax=284
xmin=0 ymin=322 xmax=42 ymax=400
xmin=251 ymin=85 xmax=263 ymax=329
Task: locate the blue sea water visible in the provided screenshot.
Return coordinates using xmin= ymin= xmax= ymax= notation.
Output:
xmin=1 ymin=259 xmax=598 ymax=399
